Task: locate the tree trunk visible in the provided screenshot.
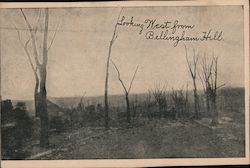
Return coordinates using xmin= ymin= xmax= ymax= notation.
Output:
xmin=104 ymin=89 xmax=109 ymax=129
xmin=158 ymin=105 xmax=161 ymax=119
xmin=205 ymin=91 xmax=210 ymax=114
xmin=185 ymin=90 xmax=189 ymax=117
xmin=104 ymin=46 xmax=111 ymax=130
xmin=39 ymin=8 xmax=49 ymax=147
xmin=34 ymin=75 xmax=39 ymax=117
xmin=211 ymin=93 xmax=218 ymax=126
xmin=193 ymin=79 xmax=199 ymax=119
xmin=125 ymin=93 xmax=131 ymax=123
xmin=39 ymin=66 xmax=49 ymax=147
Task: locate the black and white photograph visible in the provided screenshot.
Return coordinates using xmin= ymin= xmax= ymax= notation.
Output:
xmin=0 ymin=0 xmax=249 ymax=167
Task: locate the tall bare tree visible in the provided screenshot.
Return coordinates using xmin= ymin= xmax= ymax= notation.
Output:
xmin=104 ymin=8 xmax=123 ymax=129
xmin=111 ymin=60 xmax=139 ymax=124
xmin=16 ymin=8 xmax=59 ymax=147
xmin=184 ymin=44 xmax=200 ymax=119
xmin=199 ymin=55 xmax=225 ymax=126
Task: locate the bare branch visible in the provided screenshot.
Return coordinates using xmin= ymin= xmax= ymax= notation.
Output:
xmin=184 ymin=44 xmax=194 ymax=78
xmin=20 ymin=8 xmax=41 ymax=66
xmin=47 ymin=21 xmax=60 ymax=51
xmin=42 ymin=8 xmax=49 ymax=65
xmin=114 ymin=33 xmax=118 ymax=41
xmin=111 ymin=59 xmax=128 ymax=93
xmin=111 ymin=8 xmax=123 ymax=44
xmin=216 ymin=83 xmax=225 ymax=90
xmin=201 ymin=56 xmax=211 ymax=87
xmin=193 ymin=48 xmax=199 ymax=77
xmin=192 ymin=47 xmax=196 ymax=66
xmin=20 ymin=9 xmax=33 ymax=32
xmin=128 ymin=65 xmax=139 ymax=93
xmin=207 ymin=57 xmax=214 ymax=79
xmin=14 ymin=24 xmax=37 ymax=76
xmin=198 ymin=71 xmax=206 ymax=91
xmin=34 ymin=9 xmax=41 ymax=34
xmin=24 ymin=38 xmax=31 ymax=48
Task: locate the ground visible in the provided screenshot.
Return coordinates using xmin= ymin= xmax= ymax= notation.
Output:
xmin=26 ymin=110 xmax=245 ymax=159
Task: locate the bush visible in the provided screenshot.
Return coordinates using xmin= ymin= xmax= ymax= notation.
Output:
xmin=1 ymin=99 xmax=14 ymax=124
xmin=50 ymin=116 xmax=64 ymax=132
xmin=1 ymin=101 xmax=34 ymax=159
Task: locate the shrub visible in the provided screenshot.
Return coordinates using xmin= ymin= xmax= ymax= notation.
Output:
xmin=2 ymin=101 xmax=34 ymax=159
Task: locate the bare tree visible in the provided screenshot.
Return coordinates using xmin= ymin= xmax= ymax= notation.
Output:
xmin=111 ymin=60 xmax=139 ymax=124
xmin=77 ymin=91 xmax=86 ymax=112
xmin=184 ymin=44 xmax=200 ymax=119
xmin=104 ymin=8 xmax=123 ymax=129
xmin=199 ymin=55 xmax=214 ymax=114
xmin=199 ymin=55 xmax=225 ymax=126
xmin=16 ymin=8 xmax=59 ymax=147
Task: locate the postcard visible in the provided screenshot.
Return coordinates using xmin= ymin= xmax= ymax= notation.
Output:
xmin=0 ymin=0 xmax=249 ymax=167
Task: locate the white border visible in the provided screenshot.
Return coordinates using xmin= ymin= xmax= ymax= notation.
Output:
xmin=0 ymin=0 xmax=249 ymax=167
xmin=0 ymin=0 xmax=249 ymax=8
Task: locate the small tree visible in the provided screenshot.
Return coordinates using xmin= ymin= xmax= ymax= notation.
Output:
xmin=111 ymin=59 xmax=139 ymax=124
xmin=171 ymin=88 xmax=186 ymax=119
xmin=151 ymin=84 xmax=168 ymax=119
xmin=77 ymin=92 xmax=86 ymax=112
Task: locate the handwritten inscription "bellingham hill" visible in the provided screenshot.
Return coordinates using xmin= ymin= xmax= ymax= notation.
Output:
xmin=117 ymin=16 xmax=224 ymax=47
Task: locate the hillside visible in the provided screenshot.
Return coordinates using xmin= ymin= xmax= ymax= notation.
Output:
xmin=9 ymin=87 xmax=244 ymax=116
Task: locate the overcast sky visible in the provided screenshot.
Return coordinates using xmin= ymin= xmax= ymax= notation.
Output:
xmin=0 ymin=6 xmax=244 ymax=100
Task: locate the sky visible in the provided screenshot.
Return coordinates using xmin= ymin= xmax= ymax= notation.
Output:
xmin=0 ymin=6 xmax=245 ymax=100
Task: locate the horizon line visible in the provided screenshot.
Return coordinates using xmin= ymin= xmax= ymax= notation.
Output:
xmin=1 ymin=86 xmax=245 ymax=101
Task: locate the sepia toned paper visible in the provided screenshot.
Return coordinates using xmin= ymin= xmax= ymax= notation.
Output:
xmin=0 ymin=0 xmax=249 ymax=167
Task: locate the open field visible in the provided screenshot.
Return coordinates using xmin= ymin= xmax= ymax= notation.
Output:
xmin=30 ymin=110 xmax=245 ymax=159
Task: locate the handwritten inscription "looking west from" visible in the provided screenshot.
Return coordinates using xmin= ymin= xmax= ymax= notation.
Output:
xmin=117 ymin=16 xmax=224 ymax=47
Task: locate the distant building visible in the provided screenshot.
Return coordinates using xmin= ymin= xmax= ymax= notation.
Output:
xmin=26 ymin=99 xmax=67 ymax=121
xmin=46 ymin=99 xmax=67 ymax=121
